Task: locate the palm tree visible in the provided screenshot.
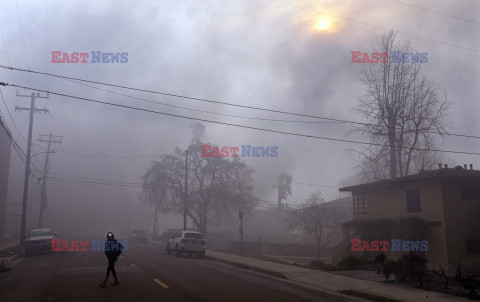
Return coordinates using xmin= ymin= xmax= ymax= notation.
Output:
xmin=274 ymin=172 xmax=292 ymax=208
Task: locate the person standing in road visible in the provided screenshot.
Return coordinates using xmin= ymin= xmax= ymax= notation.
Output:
xmin=99 ymin=232 xmax=124 ymax=287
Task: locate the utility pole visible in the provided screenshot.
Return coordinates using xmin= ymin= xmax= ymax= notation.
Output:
xmin=183 ymin=149 xmax=188 ymax=231
xmin=37 ymin=132 xmax=62 ymax=227
xmin=15 ymin=92 xmax=49 ymax=245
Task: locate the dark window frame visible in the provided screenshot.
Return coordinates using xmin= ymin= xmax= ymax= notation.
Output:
xmin=406 ymin=188 xmax=421 ymax=213
xmin=353 ymin=193 xmax=368 ymax=214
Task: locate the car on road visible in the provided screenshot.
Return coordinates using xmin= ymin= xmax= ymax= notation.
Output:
xmin=131 ymin=229 xmax=148 ymax=243
xmin=24 ymin=227 xmax=57 ymax=256
xmin=166 ymin=231 xmax=206 ymax=258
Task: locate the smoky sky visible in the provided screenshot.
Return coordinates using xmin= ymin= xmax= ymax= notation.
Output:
xmin=1 ymin=0 xmax=479 ymax=234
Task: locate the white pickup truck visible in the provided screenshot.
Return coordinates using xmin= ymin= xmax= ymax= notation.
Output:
xmin=166 ymin=231 xmax=206 ymax=258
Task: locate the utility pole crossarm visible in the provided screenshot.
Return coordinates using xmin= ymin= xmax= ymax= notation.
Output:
xmin=15 ymin=107 xmax=49 ymax=114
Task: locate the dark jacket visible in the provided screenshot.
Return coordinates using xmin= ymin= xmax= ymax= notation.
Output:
xmin=104 ymin=239 xmax=123 ymax=259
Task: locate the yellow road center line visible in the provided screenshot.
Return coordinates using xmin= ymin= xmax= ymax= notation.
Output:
xmin=154 ymin=278 xmax=169 ymax=289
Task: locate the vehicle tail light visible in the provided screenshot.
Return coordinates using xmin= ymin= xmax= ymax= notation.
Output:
xmin=133 ymin=234 xmax=136 ymax=237
xmin=181 ymin=239 xmax=189 ymax=243
xmin=146 ymin=235 xmax=149 ymax=238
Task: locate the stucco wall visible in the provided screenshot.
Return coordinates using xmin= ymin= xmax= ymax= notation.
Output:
xmin=441 ymin=179 xmax=480 ymax=268
xmin=351 ymin=179 xmax=449 ymax=268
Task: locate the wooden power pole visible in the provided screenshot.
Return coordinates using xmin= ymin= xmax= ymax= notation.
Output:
xmin=37 ymin=132 xmax=62 ymax=227
xmin=15 ymin=92 xmax=49 ymax=245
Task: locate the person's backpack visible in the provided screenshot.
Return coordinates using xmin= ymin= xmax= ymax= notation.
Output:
xmin=115 ymin=241 xmax=123 ymax=257
xmin=105 ymin=239 xmax=123 ymax=257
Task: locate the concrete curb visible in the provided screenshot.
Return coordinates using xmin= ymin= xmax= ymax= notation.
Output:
xmin=0 ymin=250 xmax=24 ymax=272
xmin=204 ymin=255 xmax=287 ymax=280
xmin=339 ymin=289 xmax=408 ymax=302
xmin=203 ymin=253 xmax=417 ymax=302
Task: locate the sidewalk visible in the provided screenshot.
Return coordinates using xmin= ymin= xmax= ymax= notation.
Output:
xmin=205 ymin=250 xmax=466 ymax=302
xmin=0 ymin=239 xmax=22 ymax=272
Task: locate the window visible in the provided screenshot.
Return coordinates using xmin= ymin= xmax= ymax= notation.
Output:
xmin=29 ymin=228 xmax=52 ymax=237
xmin=353 ymin=193 xmax=368 ymax=214
xmin=184 ymin=232 xmax=204 ymax=239
xmin=406 ymin=188 xmax=421 ymax=213
xmin=461 ymin=186 xmax=480 ymax=199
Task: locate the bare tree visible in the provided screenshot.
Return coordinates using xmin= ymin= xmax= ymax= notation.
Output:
xmin=141 ymin=142 xmax=257 ymax=235
xmin=290 ymin=192 xmax=338 ymax=259
xmin=274 ymin=172 xmax=292 ymax=208
xmin=352 ymin=30 xmax=450 ymax=180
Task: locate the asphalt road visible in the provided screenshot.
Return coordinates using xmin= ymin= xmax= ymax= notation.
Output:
xmin=0 ymin=241 xmax=368 ymax=301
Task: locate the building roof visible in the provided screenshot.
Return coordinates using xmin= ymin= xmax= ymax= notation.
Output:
xmin=339 ymin=167 xmax=480 ymax=192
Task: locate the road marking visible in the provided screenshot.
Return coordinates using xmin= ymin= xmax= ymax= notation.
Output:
xmin=154 ymin=278 xmax=169 ymax=289
xmin=130 ymin=263 xmax=138 ymax=268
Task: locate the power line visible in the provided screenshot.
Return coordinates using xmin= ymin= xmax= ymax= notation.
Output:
xmin=46 ymin=176 xmax=311 ymax=211
xmin=267 ymin=0 xmax=480 ymax=53
xmin=1 ymin=12 xmax=44 ymax=170
xmin=0 ymin=22 xmax=16 ymax=83
xmin=2 ymin=82 xmax=480 ymax=157
xmin=2 ymin=65 xmax=354 ymax=123
xmin=0 ymin=88 xmax=28 ymax=144
xmin=49 ymin=171 xmax=140 ymax=185
xmin=3 ymin=65 xmax=479 ymax=140
xmin=14 ymin=0 xmax=37 ymax=89
xmin=388 ymin=0 xmax=480 ymax=25
xmin=62 ymin=78 xmax=341 ymax=125
xmin=0 ymin=119 xmax=26 ymax=165
xmin=49 ymin=156 xmax=337 ymax=189
xmin=0 ymin=111 xmax=43 ymax=176
xmin=47 ymin=176 xmax=151 ymax=189
xmin=0 ymin=38 xmax=44 ymax=167
xmin=44 ymin=0 xmax=50 ymax=98
xmin=1 ymin=89 xmax=45 ymax=175
xmin=53 ymin=149 xmax=160 ymax=159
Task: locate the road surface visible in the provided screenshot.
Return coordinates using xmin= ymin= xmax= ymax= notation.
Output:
xmin=0 ymin=241 xmax=368 ymax=301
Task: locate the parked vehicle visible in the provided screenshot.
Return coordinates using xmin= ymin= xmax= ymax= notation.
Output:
xmin=131 ymin=229 xmax=148 ymax=243
xmin=166 ymin=231 xmax=206 ymax=258
xmin=24 ymin=228 xmax=57 ymax=256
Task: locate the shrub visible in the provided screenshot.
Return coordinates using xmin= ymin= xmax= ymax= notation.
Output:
xmin=453 ymin=261 xmax=479 ymax=299
xmin=375 ymin=253 xmax=395 ymax=280
xmin=405 ymin=252 xmax=427 ymax=287
xmin=374 ymin=252 xmax=427 ymax=287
